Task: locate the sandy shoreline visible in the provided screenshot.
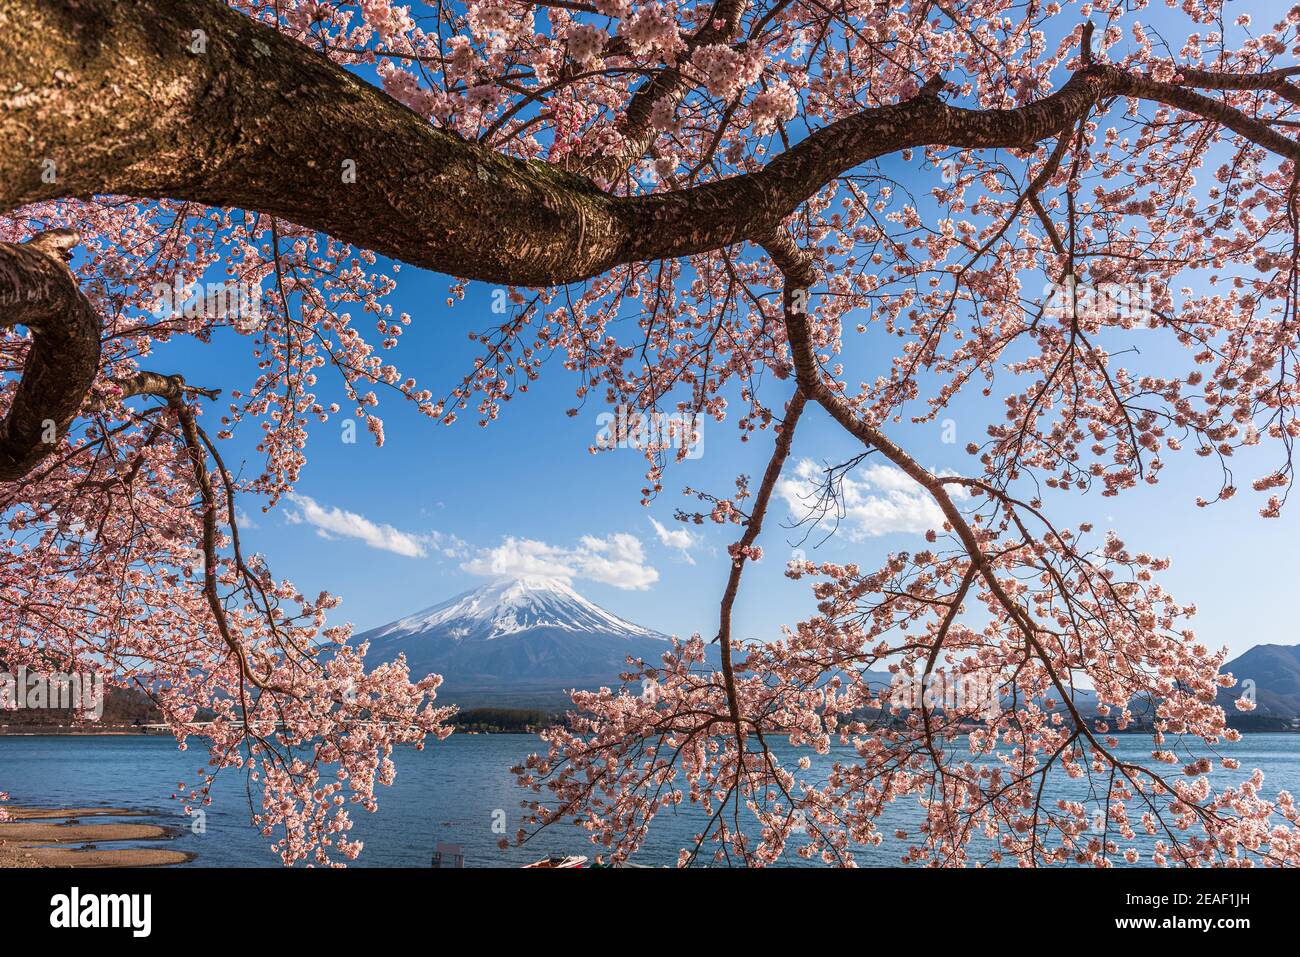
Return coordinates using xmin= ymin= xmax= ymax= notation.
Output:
xmin=0 ymin=806 xmax=193 ymax=868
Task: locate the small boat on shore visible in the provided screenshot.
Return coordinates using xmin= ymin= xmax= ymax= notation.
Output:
xmin=523 ymin=854 xmax=588 ymax=868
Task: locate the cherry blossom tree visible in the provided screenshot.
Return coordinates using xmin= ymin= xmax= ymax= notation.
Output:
xmin=4 ymin=0 xmax=1300 ymax=866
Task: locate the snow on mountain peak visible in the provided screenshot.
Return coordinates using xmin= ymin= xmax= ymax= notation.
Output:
xmin=368 ymin=576 xmax=663 ymax=642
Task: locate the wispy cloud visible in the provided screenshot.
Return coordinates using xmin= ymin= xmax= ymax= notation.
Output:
xmin=649 ymin=517 xmax=698 ymax=564
xmin=777 ymin=458 xmax=948 ymax=539
xmin=282 ymin=492 xmax=657 ymax=587
xmin=462 ymin=533 xmax=659 ymax=590
xmin=285 ymin=493 xmax=429 ymax=558
xmin=426 ymin=529 xmax=470 ymax=560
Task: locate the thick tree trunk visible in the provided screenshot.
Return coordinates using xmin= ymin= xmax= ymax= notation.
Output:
xmin=0 ymin=231 xmax=99 ymax=481
xmin=0 ymin=0 xmax=631 ymax=286
xmin=9 ymin=2 xmax=1276 ymax=288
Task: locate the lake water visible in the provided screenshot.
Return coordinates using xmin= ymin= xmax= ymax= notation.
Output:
xmin=2 ymin=733 xmax=1298 ymax=867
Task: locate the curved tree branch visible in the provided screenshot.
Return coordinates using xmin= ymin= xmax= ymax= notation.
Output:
xmin=0 ymin=228 xmax=99 ymax=481
xmin=5 ymin=2 xmax=1296 ymax=288
xmin=763 ymin=227 xmax=1214 ymax=836
xmin=4 ymin=1 xmax=1299 ymax=489
xmin=0 ymin=221 xmax=218 ymax=484
xmin=714 ymin=389 xmax=805 ymax=728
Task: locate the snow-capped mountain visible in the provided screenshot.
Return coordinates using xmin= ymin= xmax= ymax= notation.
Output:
xmin=357 ymin=577 xmax=682 ymax=706
xmin=368 ymin=577 xmax=663 ymax=644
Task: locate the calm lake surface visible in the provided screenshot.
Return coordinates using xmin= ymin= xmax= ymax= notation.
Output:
xmin=2 ymin=733 xmax=1298 ymax=867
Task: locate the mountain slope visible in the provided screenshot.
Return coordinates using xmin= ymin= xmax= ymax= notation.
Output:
xmin=358 ymin=577 xmax=688 ymax=707
xmin=1045 ymin=644 xmax=1300 ymax=726
xmin=368 ymin=577 xmax=662 ymax=643
xmin=1217 ymin=643 xmax=1300 ymax=719
xmin=359 ymin=578 xmax=1300 ymax=721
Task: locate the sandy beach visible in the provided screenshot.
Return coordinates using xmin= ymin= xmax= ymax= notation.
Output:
xmin=0 ymin=807 xmax=193 ymax=867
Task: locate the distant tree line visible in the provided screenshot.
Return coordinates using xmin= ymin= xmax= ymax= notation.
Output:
xmin=450 ymin=708 xmax=561 ymax=733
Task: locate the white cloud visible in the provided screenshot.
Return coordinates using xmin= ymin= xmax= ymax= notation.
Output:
xmin=462 ymin=537 xmax=569 ymax=581
xmin=285 ymin=493 xmax=429 ymax=558
xmin=463 ymin=533 xmax=659 ymax=590
xmin=649 ymin=517 xmax=698 ymax=564
xmin=426 ymin=529 xmax=469 ymax=559
xmin=777 ymin=458 xmax=947 ymax=539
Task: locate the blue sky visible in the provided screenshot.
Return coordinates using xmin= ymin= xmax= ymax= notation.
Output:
xmin=155 ymin=249 xmax=1300 ymax=662
xmin=147 ymin=2 xmax=1300 ymax=662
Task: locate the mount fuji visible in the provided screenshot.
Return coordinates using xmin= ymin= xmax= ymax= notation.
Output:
xmin=356 ymin=577 xmax=691 ymax=707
